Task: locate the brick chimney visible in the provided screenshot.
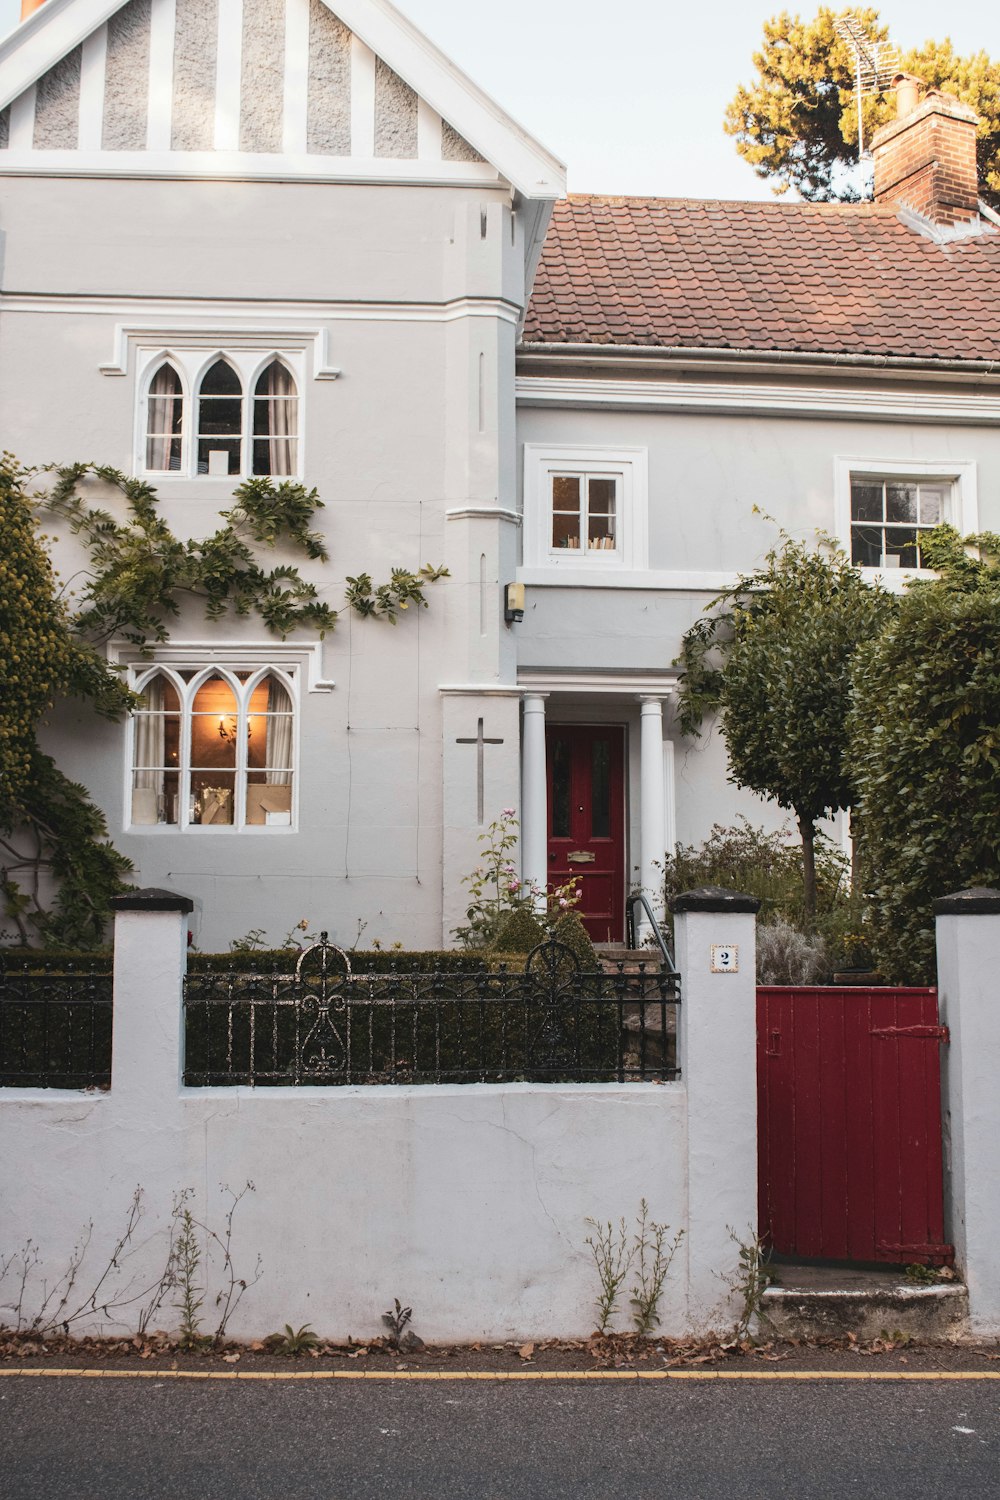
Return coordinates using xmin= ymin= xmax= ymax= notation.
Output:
xmin=20 ymin=0 xmax=46 ymax=18
xmin=871 ymin=74 xmax=980 ymax=226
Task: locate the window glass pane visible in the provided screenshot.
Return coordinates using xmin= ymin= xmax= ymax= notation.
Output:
xmin=246 ymin=772 xmax=293 ymax=825
xmin=197 ymin=438 xmax=242 ymax=476
xmin=919 ymin=487 xmax=944 ymax=526
xmin=190 ymin=773 xmax=235 ymax=826
xmin=252 ymin=362 xmax=299 ymax=477
xmin=191 ymin=675 xmax=239 ymax=771
xmin=851 ymin=526 xmax=882 ymax=568
xmin=552 ymin=514 xmax=582 ymax=549
xmin=551 ymin=737 xmax=571 ymax=838
xmin=247 ymin=677 xmax=293 ymax=776
xmin=200 ymin=359 xmax=242 ymax=396
xmin=138 ymin=676 xmax=180 ymax=714
xmin=588 ymin=478 xmax=616 ymax=512
xmin=199 ymin=397 xmax=242 ymax=435
xmin=591 ymin=738 xmax=610 ymax=838
xmin=883 ymin=527 xmax=919 ymax=568
xmin=551 ymin=476 xmax=581 ymax=549
xmin=145 ymin=364 xmax=183 ymax=472
xmin=134 ymin=713 xmax=180 ymax=768
xmin=587 ymin=478 xmax=616 ymax=550
xmin=851 ymin=483 xmax=883 ymax=522
xmin=131 ymin=770 xmax=179 ymax=825
xmin=197 ymin=361 xmax=243 ymax=474
xmin=886 ymin=484 xmax=918 ymax=524
xmin=552 ymin=476 xmax=581 ymax=513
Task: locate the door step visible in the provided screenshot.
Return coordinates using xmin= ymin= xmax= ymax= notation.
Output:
xmin=760 ymin=1262 xmax=969 ymax=1342
xmin=594 ymin=945 xmax=663 ymax=974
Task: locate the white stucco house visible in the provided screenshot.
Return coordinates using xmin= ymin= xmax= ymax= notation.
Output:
xmin=2 ymin=0 xmax=1000 ymax=949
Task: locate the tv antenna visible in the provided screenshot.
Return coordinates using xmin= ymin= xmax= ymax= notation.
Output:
xmin=834 ymin=14 xmax=900 ymax=157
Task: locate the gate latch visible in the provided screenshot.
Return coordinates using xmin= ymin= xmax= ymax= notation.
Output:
xmin=870 ymin=1024 xmax=949 ymax=1042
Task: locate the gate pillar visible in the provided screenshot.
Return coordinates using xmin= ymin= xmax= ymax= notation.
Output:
xmin=935 ymin=887 xmax=1000 ymax=1335
xmin=110 ymin=887 xmax=193 ymax=1105
xmin=672 ymin=886 xmax=760 ymax=1333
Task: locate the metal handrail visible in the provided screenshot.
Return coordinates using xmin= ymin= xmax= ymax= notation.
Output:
xmin=625 ymin=893 xmax=678 ymax=973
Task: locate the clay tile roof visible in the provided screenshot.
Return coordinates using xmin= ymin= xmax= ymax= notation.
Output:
xmin=522 ymin=196 xmax=1000 ymax=362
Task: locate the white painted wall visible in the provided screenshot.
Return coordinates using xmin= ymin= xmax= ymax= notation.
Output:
xmin=513 ymin=398 xmax=999 ymax=852
xmin=936 ymin=891 xmax=1000 ymax=1337
xmin=0 ymin=172 xmax=533 ymax=951
xmin=0 ymin=897 xmax=756 ymax=1341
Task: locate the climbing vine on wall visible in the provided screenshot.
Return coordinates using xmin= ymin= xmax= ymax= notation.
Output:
xmin=1 ymin=457 xmax=447 ymax=948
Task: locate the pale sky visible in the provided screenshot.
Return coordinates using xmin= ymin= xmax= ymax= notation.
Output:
xmin=2 ymin=0 xmax=998 ymax=199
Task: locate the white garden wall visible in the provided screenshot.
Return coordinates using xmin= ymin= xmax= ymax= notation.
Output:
xmin=0 ymin=891 xmax=761 ymax=1342
xmin=0 ymin=1081 xmax=690 ymax=1343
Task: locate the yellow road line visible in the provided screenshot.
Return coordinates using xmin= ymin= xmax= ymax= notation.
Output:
xmin=1 ymin=1367 xmax=999 ymax=1382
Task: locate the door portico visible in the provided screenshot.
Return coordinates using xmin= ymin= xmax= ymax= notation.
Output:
xmin=519 ymin=674 xmax=675 ymax=940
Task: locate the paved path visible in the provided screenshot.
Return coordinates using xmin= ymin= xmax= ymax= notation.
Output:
xmin=2 ymin=1370 xmax=999 ymax=1498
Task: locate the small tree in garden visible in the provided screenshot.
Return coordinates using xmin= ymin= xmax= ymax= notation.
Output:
xmin=850 ymin=527 xmax=1000 ymax=984
xmin=676 ymin=533 xmax=894 ymax=918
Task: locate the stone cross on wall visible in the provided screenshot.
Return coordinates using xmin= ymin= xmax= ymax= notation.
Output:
xmin=456 ymin=718 xmax=504 ymax=824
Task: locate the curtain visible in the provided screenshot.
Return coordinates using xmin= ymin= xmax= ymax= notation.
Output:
xmin=146 ymin=365 xmax=180 ymax=472
xmin=265 ymin=678 xmax=293 ymax=786
xmin=263 ymin=363 xmax=297 ymax=476
xmin=134 ymin=678 xmax=166 ymax=792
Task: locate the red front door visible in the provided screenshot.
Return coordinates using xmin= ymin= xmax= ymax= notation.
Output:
xmin=546 ymin=725 xmax=625 ymax=943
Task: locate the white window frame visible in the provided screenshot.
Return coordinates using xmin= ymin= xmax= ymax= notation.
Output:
xmin=522 ymin=444 xmax=648 ymax=571
xmin=835 ymin=457 xmax=978 ymax=588
xmin=135 ymin=346 xmax=306 ymax=481
xmin=126 ymin=661 xmax=299 ymax=833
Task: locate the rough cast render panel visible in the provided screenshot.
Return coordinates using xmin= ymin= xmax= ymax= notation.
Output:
xmin=0 ymin=106 xmax=9 ymax=149
xmin=442 ymin=120 xmax=484 ymax=163
xmin=240 ymin=0 xmax=285 ymax=152
xmin=34 ymin=46 xmax=82 ymax=149
xmin=172 ymin=0 xmax=218 ymax=151
xmin=103 ymin=0 xmax=152 ymax=150
xmin=374 ymin=57 xmax=417 ymax=159
xmin=307 ymin=0 xmax=351 ymax=155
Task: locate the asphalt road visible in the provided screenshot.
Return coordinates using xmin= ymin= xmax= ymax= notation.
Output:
xmin=2 ymin=1373 xmax=999 ymax=1499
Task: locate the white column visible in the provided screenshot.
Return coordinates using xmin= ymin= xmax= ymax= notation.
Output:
xmin=935 ymin=887 xmax=1000 ymax=1335
xmin=673 ymin=887 xmax=759 ymax=1332
xmin=111 ymin=888 xmax=192 ymax=1106
xmin=639 ymin=696 xmax=666 ymax=925
xmin=521 ymin=694 xmax=548 ymax=909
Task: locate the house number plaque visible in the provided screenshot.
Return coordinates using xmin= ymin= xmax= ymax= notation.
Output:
xmin=710 ymin=944 xmax=739 ymax=974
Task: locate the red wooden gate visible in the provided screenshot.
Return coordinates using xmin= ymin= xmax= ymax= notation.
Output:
xmin=757 ymin=986 xmax=952 ymax=1266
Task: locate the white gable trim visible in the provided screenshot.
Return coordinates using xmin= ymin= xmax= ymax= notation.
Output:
xmin=0 ymin=0 xmax=565 ymax=198
xmin=327 ymin=0 xmax=564 ymax=198
xmin=0 ymin=147 xmax=503 ymax=185
xmin=282 ymin=0 xmax=309 ymax=154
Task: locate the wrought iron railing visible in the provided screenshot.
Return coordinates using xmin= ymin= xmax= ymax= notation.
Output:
xmin=0 ymin=959 xmax=113 ymax=1088
xmin=625 ymin=893 xmax=677 ymax=971
xmin=183 ymin=935 xmax=680 ymax=1087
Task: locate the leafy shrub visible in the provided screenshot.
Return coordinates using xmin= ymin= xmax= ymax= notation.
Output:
xmin=850 ymin=527 xmax=1000 ymax=984
xmin=661 ymin=819 xmax=848 ymax=928
xmin=492 ymin=906 xmax=546 ymax=954
xmin=551 ymin=909 xmax=598 ymax=967
xmin=756 ymin=918 xmax=830 ymax=985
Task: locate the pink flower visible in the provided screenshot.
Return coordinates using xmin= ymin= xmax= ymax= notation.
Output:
xmin=508 ymin=880 xmax=521 ymax=893
xmin=502 ymin=807 xmax=516 ymax=818
xmin=558 ymin=896 xmax=569 ymax=908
